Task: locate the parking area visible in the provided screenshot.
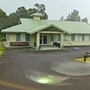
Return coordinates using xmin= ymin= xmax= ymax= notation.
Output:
xmin=0 ymin=47 xmax=90 ymax=90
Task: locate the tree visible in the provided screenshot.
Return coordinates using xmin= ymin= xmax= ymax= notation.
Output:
xmin=16 ymin=6 xmax=29 ymax=18
xmin=0 ymin=9 xmax=7 ymax=18
xmin=59 ymin=16 xmax=64 ymax=21
xmin=66 ymin=10 xmax=81 ymax=21
xmin=34 ymin=3 xmax=48 ymax=19
xmin=0 ymin=9 xmax=8 ymax=32
xmin=7 ymin=12 xmax=19 ymax=27
xmin=82 ymin=17 xmax=88 ymax=23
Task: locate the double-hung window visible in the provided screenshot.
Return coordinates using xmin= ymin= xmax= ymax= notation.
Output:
xmin=16 ymin=33 xmax=20 ymax=41
xmin=71 ymin=34 xmax=75 ymax=41
xmin=26 ymin=34 xmax=30 ymax=41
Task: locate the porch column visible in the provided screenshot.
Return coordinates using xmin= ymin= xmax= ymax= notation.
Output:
xmin=61 ymin=32 xmax=64 ymax=49
xmin=36 ymin=32 xmax=40 ymax=50
xmin=6 ymin=33 xmax=10 ymax=47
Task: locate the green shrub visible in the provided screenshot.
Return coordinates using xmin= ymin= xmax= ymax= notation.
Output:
xmin=0 ymin=42 xmax=4 ymax=56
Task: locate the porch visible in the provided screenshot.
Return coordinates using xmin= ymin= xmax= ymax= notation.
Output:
xmin=39 ymin=45 xmax=61 ymax=50
xmin=34 ymin=32 xmax=64 ymax=50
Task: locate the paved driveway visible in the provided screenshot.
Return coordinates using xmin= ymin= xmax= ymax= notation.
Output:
xmin=0 ymin=47 xmax=90 ymax=90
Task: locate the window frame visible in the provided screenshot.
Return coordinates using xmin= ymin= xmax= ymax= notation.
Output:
xmin=16 ymin=33 xmax=20 ymax=41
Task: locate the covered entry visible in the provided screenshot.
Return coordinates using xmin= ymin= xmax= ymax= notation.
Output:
xmin=34 ymin=25 xmax=70 ymax=50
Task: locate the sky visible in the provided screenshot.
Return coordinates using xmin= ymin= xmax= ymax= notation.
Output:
xmin=0 ymin=0 xmax=90 ymax=22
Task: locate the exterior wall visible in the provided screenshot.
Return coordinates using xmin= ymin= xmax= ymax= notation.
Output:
xmin=64 ymin=34 xmax=90 ymax=46
xmin=5 ymin=33 xmax=31 ymax=47
xmin=5 ymin=32 xmax=90 ymax=48
xmin=8 ymin=33 xmax=16 ymax=42
xmin=29 ymin=34 xmax=36 ymax=47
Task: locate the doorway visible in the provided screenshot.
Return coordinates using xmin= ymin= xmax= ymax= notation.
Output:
xmin=40 ymin=35 xmax=47 ymax=45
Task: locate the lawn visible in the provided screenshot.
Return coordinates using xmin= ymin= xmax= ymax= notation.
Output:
xmin=0 ymin=42 xmax=4 ymax=57
xmin=75 ymin=57 xmax=90 ymax=63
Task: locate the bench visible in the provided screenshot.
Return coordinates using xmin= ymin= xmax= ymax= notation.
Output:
xmin=10 ymin=42 xmax=29 ymax=46
xmin=83 ymin=52 xmax=90 ymax=62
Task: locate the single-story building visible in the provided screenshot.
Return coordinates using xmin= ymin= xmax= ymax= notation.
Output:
xmin=2 ymin=13 xmax=90 ymax=50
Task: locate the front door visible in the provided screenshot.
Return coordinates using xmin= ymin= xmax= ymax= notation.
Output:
xmin=40 ymin=35 xmax=47 ymax=45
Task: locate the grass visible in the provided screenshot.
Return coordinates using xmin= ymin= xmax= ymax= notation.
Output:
xmin=0 ymin=42 xmax=4 ymax=57
xmin=75 ymin=58 xmax=90 ymax=63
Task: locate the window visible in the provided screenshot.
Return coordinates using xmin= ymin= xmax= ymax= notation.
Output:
xmin=51 ymin=34 xmax=54 ymax=41
xmin=16 ymin=33 xmax=20 ymax=41
xmin=82 ymin=34 xmax=84 ymax=41
xmin=79 ymin=34 xmax=85 ymax=41
xmin=71 ymin=34 xmax=75 ymax=41
xmin=54 ymin=34 xmax=60 ymax=42
xmin=26 ymin=34 xmax=30 ymax=41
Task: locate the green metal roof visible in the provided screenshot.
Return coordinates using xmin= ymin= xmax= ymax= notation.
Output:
xmin=2 ymin=18 xmax=90 ymax=34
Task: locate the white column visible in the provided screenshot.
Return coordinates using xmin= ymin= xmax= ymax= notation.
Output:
xmin=6 ymin=33 xmax=10 ymax=47
xmin=61 ymin=32 xmax=64 ymax=49
xmin=36 ymin=32 xmax=40 ymax=50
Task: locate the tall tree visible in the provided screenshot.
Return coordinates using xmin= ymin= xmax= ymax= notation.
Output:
xmin=16 ymin=6 xmax=29 ymax=18
xmin=66 ymin=10 xmax=81 ymax=21
xmin=0 ymin=9 xmax=7 ymax=18
xmin=7 ymin=12 xmax=19 ymax=27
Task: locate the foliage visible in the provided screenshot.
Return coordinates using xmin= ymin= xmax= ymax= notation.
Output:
xmin=59 ymin=16 xmax=64 ymax=21
xmin=0 ymin=9 xmax=7 ymax=18
xmin=34 ymin=3 xmax=48 ymax=19
xmin=0 ymin=34 xmax=3 ymax=41
xmin=66 ymin=10 xmax=81 ymax=21
xmin=82 ymin=17 xmax=88 ymax=23
xmin=0 ymin=42 xmax=4 ymax=57
xmin=60 ymin=9 xmax=88 ymax=23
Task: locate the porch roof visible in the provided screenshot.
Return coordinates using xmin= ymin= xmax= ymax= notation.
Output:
xmin=26 ymin=24 xmax=70 ymax=34
xmin=2 ymin=18 xmax=90 ymax=34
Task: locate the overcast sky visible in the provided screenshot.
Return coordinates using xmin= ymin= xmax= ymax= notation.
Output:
xmin=0 ymin=0 xmax=90 ymax=22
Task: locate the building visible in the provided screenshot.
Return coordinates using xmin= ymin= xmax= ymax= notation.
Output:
xmin=2 ymin=13 xmax=90 ymax=50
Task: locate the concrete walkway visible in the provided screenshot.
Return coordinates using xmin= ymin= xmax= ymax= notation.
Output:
xmin=51 ymin=60 xmax=90 ymax=76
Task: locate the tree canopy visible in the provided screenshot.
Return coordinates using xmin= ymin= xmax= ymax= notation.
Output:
xmin=66 ymin=10 xmax=81 ymax=21
xmin=60 ymin=9 xmax=88 ymax=23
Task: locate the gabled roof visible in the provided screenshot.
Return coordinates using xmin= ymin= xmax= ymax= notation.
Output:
xmin=26 ymin=24 xmax=70 ymax=34
xmin=2 ymin=18 xmax=90 ymax=34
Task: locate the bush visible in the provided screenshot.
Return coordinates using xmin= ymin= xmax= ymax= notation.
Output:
xmin=0 ymin=42 xmax=4 ymax=56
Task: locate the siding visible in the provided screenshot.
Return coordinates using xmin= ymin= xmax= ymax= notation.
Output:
xmin=9 ymin=33 xmax=16 ymax=42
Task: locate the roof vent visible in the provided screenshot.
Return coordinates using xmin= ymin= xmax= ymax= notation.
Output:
xmin=30 ymin=13 xmax=43 ymax=20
